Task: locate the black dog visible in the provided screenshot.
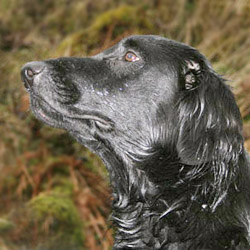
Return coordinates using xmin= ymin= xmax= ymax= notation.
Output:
xmin=21 ymin=35 xmax=250 ymax=249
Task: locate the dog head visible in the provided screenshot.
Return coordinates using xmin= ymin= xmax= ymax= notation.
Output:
xmin=21 ymin=35 xmax=244 ymax=192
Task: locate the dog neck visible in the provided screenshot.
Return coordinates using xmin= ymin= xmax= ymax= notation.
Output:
xmin=98 ymin=145 xmax=248 ymax=249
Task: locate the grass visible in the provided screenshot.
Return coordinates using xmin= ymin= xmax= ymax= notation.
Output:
xmin=0 ymin=0 xmax=249 ymax=248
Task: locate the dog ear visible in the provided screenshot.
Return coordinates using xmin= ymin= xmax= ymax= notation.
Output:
xmin=182 ymin=60 xmax=202 ymax=90
xmin=177 ymin=61 xmax=243 ymax=163
xmin=176 ymin=65 xmax=244 ymax=208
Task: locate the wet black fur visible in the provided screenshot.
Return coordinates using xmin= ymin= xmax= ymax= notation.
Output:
xmin=22 ymin=35 xmax=250 ymax=249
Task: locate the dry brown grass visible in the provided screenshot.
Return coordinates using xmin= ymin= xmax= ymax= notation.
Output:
xmin=0 ymin=0 xmax=249 ymax=249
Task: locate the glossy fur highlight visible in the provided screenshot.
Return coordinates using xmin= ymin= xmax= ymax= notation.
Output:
xmin=21 ymin=35 xmax=250 ymax=250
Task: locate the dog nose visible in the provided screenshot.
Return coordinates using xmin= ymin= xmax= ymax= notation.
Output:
xmin=21 ymin=61 xmax=45 ymax=90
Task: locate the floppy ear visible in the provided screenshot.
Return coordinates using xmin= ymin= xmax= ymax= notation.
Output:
xmin=182 ymin=60 xmax=202 ymax=90
xmin=176 ymin=60 xmax=244 ymax=207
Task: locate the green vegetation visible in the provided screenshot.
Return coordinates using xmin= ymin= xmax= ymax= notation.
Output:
xmin=2 ymin=193 xmax=84 ymax=250
xmin=28 ymin=193 xmax=84 ymax=250
xmin=0 ymin=0 xmax=249 ymax=249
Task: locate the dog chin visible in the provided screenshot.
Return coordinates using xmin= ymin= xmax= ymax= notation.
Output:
xmin=30 ymin=96 xmax=65 ymax=128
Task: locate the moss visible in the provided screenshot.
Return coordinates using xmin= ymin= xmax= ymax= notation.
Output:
xmin=28 ymin=193 xmax=84 ymax=249
xmin=0 ymin=218 xmax=14 ymax=233
xmin=57 ymin=4 xmax=154 ymax=55
xmin=50 ymin=177 xmax=74 ymax=197
xmin=87 ymin=5 xmax=153 ymax=43
xmin=55 ymin=30 xmax=88 ymax=56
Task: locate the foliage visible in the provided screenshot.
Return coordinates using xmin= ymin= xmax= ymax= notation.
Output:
xmin=57 ymin=4 xmax=154 ymax=55
xmin=4 ymin=193 xmax=84 ymax=250
xmin=0 ymin=0 xmax=249 ymax=249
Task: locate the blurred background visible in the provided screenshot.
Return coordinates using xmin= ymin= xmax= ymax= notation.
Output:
xmin=0 ymin=0 xmax=249 ymax=249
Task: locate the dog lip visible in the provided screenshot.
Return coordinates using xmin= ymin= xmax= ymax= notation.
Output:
xmin=80 ymin=114 xmax=113 ymax=128
xmin=30 ymin=94 xmax=114 ymax=130
xmin=22 ymin=78 xmax=31 ymax=91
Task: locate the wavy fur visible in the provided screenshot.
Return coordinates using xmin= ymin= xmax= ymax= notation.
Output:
xmin=22 ymin=35 xmax=250 ymax=249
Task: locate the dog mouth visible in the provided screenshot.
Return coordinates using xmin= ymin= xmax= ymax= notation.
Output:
xmin=29 ymin=94 xmax=114 ymax=131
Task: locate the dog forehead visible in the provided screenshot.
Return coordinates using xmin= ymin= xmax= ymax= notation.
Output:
xmin=122 ymin=35 xmax=164 ymax=49
xmin=124 ymin=35 xmax=168 ymax=43
xmin=98 ymin=35 xmax=191 ymax=62
xmin=122 ymin=36 xmax=196 ymax=63
xmin=102 ymin=35 xmax=148 ymax=53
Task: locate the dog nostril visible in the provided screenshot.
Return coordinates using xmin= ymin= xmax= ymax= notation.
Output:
xmin=26 ymin=68 xmax=35 ymax=78
xmin=21 ymin=61 xmax=45 ymax=90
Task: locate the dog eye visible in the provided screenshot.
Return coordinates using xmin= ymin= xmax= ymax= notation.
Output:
xmin=125 ymin=52 xmax=139 ymax=62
